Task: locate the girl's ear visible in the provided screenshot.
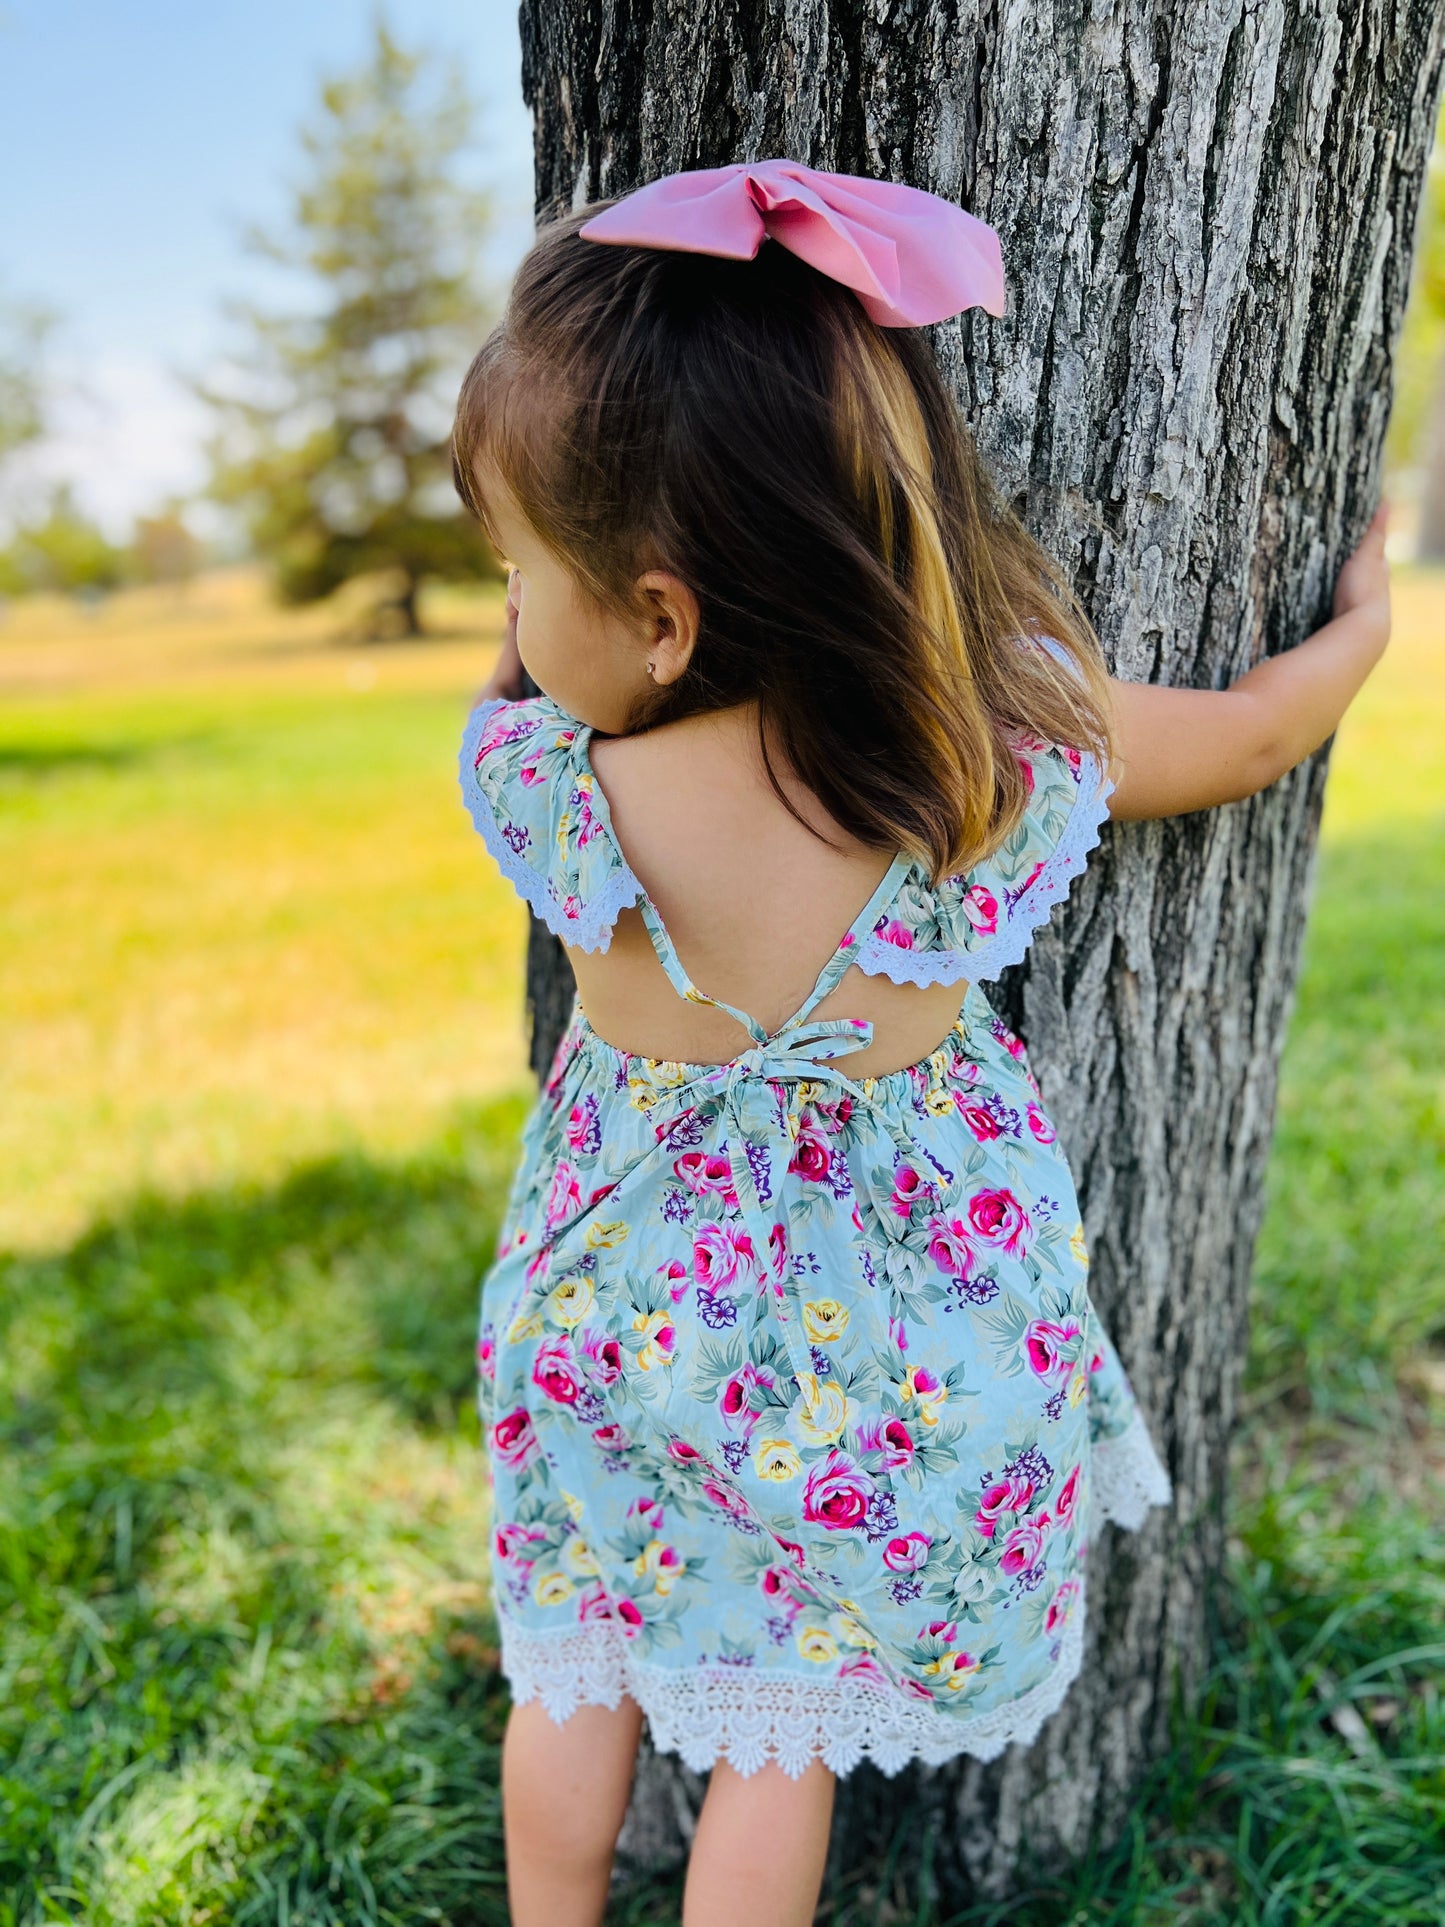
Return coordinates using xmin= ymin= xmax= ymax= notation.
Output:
xmin=637 ymin=570 xmax=700 ymax=685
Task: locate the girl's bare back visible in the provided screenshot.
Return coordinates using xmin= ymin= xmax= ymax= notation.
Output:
xmin=578 ymin=704 xmax=969 ymax=1079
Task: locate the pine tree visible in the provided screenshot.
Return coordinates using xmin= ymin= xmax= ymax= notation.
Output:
xmin=204 ymin=21 xmax=499 ymax=635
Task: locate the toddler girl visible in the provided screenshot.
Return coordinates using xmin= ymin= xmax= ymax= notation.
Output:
xmin=451 ymin=161 xmax=1392 ymax=1927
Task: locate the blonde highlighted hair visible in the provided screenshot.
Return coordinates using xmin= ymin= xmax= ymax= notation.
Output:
xmin=453 ymin=203 xmax=1114 ymax=888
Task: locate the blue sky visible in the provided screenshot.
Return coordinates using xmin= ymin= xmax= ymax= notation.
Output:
xmin=0 ymin=0 xmax=535 ymax=533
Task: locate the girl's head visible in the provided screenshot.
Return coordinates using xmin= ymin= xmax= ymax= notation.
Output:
xmin=452 ymin=203 xmax=1113 ymax=885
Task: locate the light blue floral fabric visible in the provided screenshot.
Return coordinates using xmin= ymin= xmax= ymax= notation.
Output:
xmin=458 ymin=673 xmax=1173 ymax=1781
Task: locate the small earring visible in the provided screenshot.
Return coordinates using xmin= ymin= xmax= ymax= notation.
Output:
xmin=646 ymin=661 xmax=656 ymax=678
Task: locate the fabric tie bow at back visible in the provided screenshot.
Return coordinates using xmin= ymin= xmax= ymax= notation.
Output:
xmin=577 ymin=158 xmax=1005 ymax=328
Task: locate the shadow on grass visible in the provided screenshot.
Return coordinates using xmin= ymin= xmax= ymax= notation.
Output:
xmin=0 ymin=1093 xmax=530 ymax=1927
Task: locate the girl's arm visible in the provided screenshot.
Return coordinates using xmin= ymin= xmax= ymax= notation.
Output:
xmin=1105 ymin=500 xmax=1392 ymax=822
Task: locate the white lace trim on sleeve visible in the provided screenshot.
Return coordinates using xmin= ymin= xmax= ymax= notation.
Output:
xmin=458 ymin=698 xmax=646 ymax=954
xmin=852 ymin=754 xmax=1115 ymax=988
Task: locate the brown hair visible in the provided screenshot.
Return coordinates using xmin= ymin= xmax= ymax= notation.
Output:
xmin=452 ymin=204 xmax=1114 ymax=887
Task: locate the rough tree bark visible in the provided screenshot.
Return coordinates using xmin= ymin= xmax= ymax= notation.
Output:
xmin=508 ymin=0 xmax=1445 ymax=1903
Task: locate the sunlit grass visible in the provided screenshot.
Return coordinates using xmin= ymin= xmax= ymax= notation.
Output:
xmin=1 ymin=569 xmax=529 ymax=1248
xmin=0 ymin=565 xmax=1441 ymax=1921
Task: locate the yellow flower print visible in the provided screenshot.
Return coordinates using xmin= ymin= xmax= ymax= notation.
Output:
xmin=633 ymin=1538 xmax=684 ymax=1596
xmin=628 ymin=1080 xmax=660 ymax=1115
xmin=562 ymin=1537 xmax=601 ymax=1578
xmin=548 ymin=1276 xmax=594 ymax=1326
xmin=900 ymin=1364 xmax=948 ymax=1427
xmin=506 ymin=1309 xmax=544 ymax=1343
xmin=830 ymin=1610 xmax=876 ymax=1649
xmin=584 ymin=1219 xmax=629 ymax=1249
xmin=861 ymin=1076 xmax=879 ymax=1099
xmin=533 ymin=1569 xmax=574 ymax=1607
xmin=793 ymin=1372 xmax=853 ymax=1446
xmin=1069 ymin=1222 xmax=1090 ymax=1267
xmin=802 ymin=1299 xmax=849 ymax=1343
xmin=796 ymin=1626 xmax=839 ymax=1664
xmin=924 ymin=1086 xmax=957 ymax=1117
xmin=754 ymin=1438 xmax=801 ymax=1482
xmin=559 ymin=1488 xmax=586 ymax=1524
xmin=794 ymin=1079 xmax=825 ymax=1106
xmin=632 ymin=1309 xmax=675 ymax=1371
xmin=922 ymin=1650 xmax=980 ymax=1691
xmin=1068 ymin=1368 xmax=1088 ymax=1407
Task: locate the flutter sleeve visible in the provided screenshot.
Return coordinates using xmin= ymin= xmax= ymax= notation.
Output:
xmin=458 ymin=695 xmax=644 ymax=952
xmin=851 ymin=636 xmax=1116 ymax=986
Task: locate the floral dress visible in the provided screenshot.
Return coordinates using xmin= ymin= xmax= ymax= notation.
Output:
xmin=457 ymin=665 xmax=1172 ymax=1782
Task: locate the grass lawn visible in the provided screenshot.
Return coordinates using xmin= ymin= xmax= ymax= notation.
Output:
xmin=1 ymin=570 xmax=1441 ymax=1924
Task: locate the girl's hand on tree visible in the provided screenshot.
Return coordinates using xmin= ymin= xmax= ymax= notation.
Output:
xmin=472 ymin=568 xmax=527 ymax=706
xmin=1331 ymin=497 xmax=1392 ymax=640
xmin=1104 ymin=496 xmax=1393 ymax=822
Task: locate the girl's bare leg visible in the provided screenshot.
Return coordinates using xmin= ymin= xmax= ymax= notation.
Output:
xmin=682 ymin=1756 xmax=836 ymax=1927
xmin=503 ymin=1695 xmax=646 ymax=1927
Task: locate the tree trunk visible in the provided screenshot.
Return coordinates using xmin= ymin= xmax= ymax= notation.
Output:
xmin=512 ymin=0 xmax=1445 ymax=1903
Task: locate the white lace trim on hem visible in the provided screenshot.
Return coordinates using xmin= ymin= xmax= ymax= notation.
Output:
xmin=1090 ymin=1406 xmax=1174 ymax=1530
xmin=497 ymin=1589 xmax=1089 ymax=1781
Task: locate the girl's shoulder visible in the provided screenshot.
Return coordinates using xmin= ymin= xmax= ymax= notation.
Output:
xmin=459 ymin=693 xmax=644 ymax=953
xmin=458 ymin=655 xmax=1114 ymax=981
xmin=851 ymin=725 xmax=1112 ymax=985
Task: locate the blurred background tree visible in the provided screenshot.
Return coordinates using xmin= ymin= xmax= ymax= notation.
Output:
xmin=0 ymin=483 xmax=129 ymax=599
xmin=202 ymin=18 xmax=501 ymax=637
xmin=0 ymin=295 xmax=52 ymax=468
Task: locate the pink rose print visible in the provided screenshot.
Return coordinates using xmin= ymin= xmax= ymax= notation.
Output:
xmin=627 ymin=1495 xmax=664 ymax=1534
xmin=1000 ymin=1516 xmax=1050 ymax=1576
xmin=889 ymin=1162 xmax=933 ymax=1218
xmin=666 ymin=1437 xmax=703 ymax=1465
xmin=839 ymin=1650 xmax=889 ymax=1686
xmin=925 ymin=1215 xmax=975 ymax=1278
xmin=1045 ymin=1577 xmax=1080 ymax=1633
xmin=922 ymin=1618 xmax=957 ymax=1642
xmin=857 ymin=1415 xmax=914 ymax=1468
xmin=772 ymin=1536 xmax=806 ymax=1569
xmin=490 ymin=1408 xmax=540 ymax=1471
xmin=961 ymin=883 xmax=998 ymax=936
xmin=882 ymin=1532 xmax=932 ymax=1573
xmin=675 ymin=1151 xmax=739 ymax=1203
xmin=788 ymin=1116 xmax=832 ymax=1182
xmin=693 ymin=1222 xmax=757 ymax=1290
xmin=801 ymin=1450 xmax=876 ymax=1531
xmin=957 ymin=1099 xmax=1004 ymax=1143
xmin=657 ymin=1257 xmax=690 ymax=1303
xmin=533 ymin=1335 xmax=583 ymax=1405
xmin=577 ymin=1583 xmax=614 ymax=1623
xmin=1026 ymin=1103 xmax=1057 ymax=1144
xmin=880 ymin=1418 xmax=915 ymax=1470
xmin=1012 ymin=752 xmax=1037 ymax=798
xmin=701 ymin=1478 xmax=752 ymax=1522
xmin=544 ymin=1159 xmax=582 ymax=1230
xmin=1024 ymin=1318 xmax=1084 ymax=1379
xmin=974 ymin=1472 xmax=1035 ymax=1539
xmin=720 ymin=1362 xmax=775 ymax=1434
xmin=873 ymin=916 xmax=915 ymax=950
xmin=615 ymin=1598 xmax=644 ymax=1636
xmin=476 ymin=1333 xmax=495 ymax=1382
xmin=494 ymin=1522 xmax=546 ymax=1562
xmin=592 ymin=1422 xmax=631 ymax=1452
xmin=564 ymin=1100 xmax=595 ymax=1150
xmin=888 ymin=1314 xmax=909 ymax=1354
xmin=768 ymin=1222 xmax=789 ymax=1280
xmin=1054 ymin=1463 xmax=1081 ymax=1525
xmin=968 ymin=1187 xmax=1033 ymax=1257
xmin=761 ymin=1564 xmax=810 ymax=1612
xmin=579 ymin=1330 xmax=622 ymax=1385
xmin=587 ymin=1180 xmax=618 ymax=1209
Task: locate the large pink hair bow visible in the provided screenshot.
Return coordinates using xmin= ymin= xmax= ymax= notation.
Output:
xmin=577 ymin=158 xmax=1005 ymax=327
